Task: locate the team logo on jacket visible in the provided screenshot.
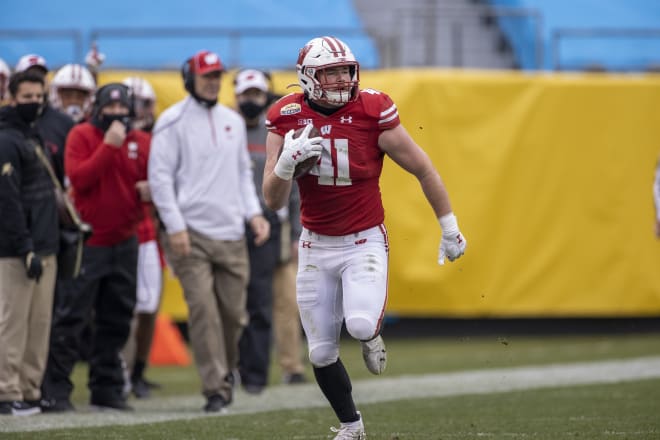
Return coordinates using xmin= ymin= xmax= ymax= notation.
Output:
xmin=128 ymin=142 xmax=138 ymax=159
xmin=281 ymin=103 xmax=302 ymax=115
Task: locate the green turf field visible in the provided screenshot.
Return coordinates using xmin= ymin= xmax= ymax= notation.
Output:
xmin=1 ymin=333 xmax=659 ymax=439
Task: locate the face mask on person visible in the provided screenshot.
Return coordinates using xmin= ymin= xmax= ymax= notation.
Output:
xmin=141 ymin=118 xmax=154 ymax=132
xmin=15 ymin=102 xmax=43 ymax=124
xmin=239 ymin=101 xmax=266 ymax=120
xmin=98 ymin=114 xmax=131 ymax=132
xmin=64 ymin=104 xmax=84 ymax=122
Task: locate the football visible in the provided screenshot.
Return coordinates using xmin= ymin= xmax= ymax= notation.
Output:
xmin=281 ymin=125 xmax=321 ymax=178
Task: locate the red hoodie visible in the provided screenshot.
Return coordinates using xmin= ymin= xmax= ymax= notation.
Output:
xmin=65 ymin=122 xmax=150 ymax=246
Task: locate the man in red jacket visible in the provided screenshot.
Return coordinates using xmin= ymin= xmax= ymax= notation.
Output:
xmin=41 ymin=83 xmax=151 ymax=412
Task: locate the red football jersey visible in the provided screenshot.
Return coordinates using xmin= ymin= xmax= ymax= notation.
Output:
xmin=266 ymin=89 xmax=400 ymax=235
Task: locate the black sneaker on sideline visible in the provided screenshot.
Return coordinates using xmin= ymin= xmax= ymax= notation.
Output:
xmin=90 ymin=398 xmax=134 ymax=412
xmin=142 ymin=377 xmax=162 ymax=390
xmin=7 ymin=401 xmax=41 ymax=416
xmin=0 ymin=401 xmax=13 ymax=415
xmin=131 ymin=377 xmax=151 ymax=399
xmin=40 ymin=397 xmax=75 ymax=413
xmin=203 ymin=394 xmax=228 ymax=413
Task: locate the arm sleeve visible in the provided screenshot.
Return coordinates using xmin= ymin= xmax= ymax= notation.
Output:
xmin=148 ymin=123 xmax=187 ymax=234
xmin=0 ymin=140 xmax=33 ymax=255
xmin=65 ymin=127 xmax=119 ymax=192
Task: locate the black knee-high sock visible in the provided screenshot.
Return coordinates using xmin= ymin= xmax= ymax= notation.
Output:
xmin=131 ymin=360 xmax=146 ymax=381
xmin=313 ymin=358 xmax=359 ymax=423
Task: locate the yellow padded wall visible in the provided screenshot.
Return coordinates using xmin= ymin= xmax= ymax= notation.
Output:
xmin=99 ymin=70 xmax=660 ymax=318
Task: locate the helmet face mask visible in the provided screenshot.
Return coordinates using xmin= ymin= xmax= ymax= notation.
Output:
xmin=296 ymin=36 xmax=359 ymax=107
xmin=57 ymin=88 xmax=92 ymax=122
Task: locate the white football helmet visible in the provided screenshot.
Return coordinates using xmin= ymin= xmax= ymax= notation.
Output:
xmin=296 ymin=36 xmax=359 ymax=106
xmin=122 ymin=76 xmax=157 ymax=131
xmin=50 ymin=64 xmax=96 ymax=122
xmin=0 ymin=58 xmax=10 ymax=102
xmin=122 ymin=76 xmax=156 ymax=101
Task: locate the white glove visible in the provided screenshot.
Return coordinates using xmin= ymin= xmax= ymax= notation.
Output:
xmin=273 ymin=124 xmax=323 ymax=181
xmin=438 ymin=212 xmax=466 ymax=265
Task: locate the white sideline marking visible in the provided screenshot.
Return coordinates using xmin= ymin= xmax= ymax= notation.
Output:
xmin=2 ymin=356 xmax=660 ymax=432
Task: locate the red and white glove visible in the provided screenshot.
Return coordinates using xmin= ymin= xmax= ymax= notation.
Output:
xmin=438 ymin=213 xmax=466 ymax=265
xmin=273 ymin=124 xmax=322 ymax=181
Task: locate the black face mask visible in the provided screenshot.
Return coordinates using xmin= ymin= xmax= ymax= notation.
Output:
xmin=97 ymin=114 xmax=132 ymax=133
xmin=239 ymin=101 xmax=266 ymax=120
xmin=140 ymin=120 xmax=155 ymax=133
xmin=15 ymin=102 xmax=43 ymax=124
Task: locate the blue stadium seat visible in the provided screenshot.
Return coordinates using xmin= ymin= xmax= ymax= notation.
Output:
xmin=487 ymin=0 xmax=660 ymax=71
xmin=0 ymin=0 xmax=378 ymax=70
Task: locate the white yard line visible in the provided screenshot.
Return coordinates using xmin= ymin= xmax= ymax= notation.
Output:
xmin=2 ymin=356 xmax=660 ymax=433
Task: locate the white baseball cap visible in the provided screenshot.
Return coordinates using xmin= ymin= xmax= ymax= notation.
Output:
xmin=15 ymin=54 xmax=48 ymax=73
xmin=234 ymin=69 xmax=269 ymax=94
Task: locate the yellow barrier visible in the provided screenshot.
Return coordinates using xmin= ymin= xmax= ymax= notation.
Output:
xmin=100 ymin=70 xmax=660 ymax=318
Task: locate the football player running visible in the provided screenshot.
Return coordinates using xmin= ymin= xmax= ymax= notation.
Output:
xmin=263 ymin=36 xmax=467 ymax=439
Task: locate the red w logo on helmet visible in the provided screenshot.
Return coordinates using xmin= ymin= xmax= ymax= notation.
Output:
xmin=297 ymin=44 xmax=313 ymax=66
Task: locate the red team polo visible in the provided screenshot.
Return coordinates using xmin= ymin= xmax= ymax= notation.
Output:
xmin=65 ymin=123 xmax=151 ymax=246
xmin=266 ymin=89 xmax=400 ymax=236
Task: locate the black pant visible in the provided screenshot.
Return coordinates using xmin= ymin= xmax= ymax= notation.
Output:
xmin=238 ymin=218 xmax=280 ymax=387
xmin=42 ymin=236 xmax=138 ymax=403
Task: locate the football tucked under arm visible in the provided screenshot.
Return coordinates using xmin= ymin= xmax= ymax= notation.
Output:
xmin=274 ymin=125 xmax=322 ymax=180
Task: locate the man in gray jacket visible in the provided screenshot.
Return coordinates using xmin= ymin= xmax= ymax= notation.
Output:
xmin=148 ymin=50 xmax=269 ymax=413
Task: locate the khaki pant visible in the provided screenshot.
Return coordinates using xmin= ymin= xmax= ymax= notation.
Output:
xmin=162 ymin=229 xmax=248 ymax=402
xmin=0 ymin=255 xmax=56 ymax=401
xmin=272 ymin=260 xmax=306 ymax=375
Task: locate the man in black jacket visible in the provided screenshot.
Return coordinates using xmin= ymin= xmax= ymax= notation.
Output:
xmin=0 ymin=71 xmax=59 ymax=416
xmin=14 ymin=55 xmax=74 ymax=194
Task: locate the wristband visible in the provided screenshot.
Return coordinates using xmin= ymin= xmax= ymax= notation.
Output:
xmin=438 ymin=212 xmax=459 ymax=235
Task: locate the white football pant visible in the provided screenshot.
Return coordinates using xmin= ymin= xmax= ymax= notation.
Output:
xmin=297 ymin=224 xmax=389 ymax=368
xmin=136 ymin=240 xmax=162 ymax=314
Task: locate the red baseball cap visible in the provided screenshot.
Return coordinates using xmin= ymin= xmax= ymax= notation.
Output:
xmin=189 ymin=50 xmax=224 ymax=75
